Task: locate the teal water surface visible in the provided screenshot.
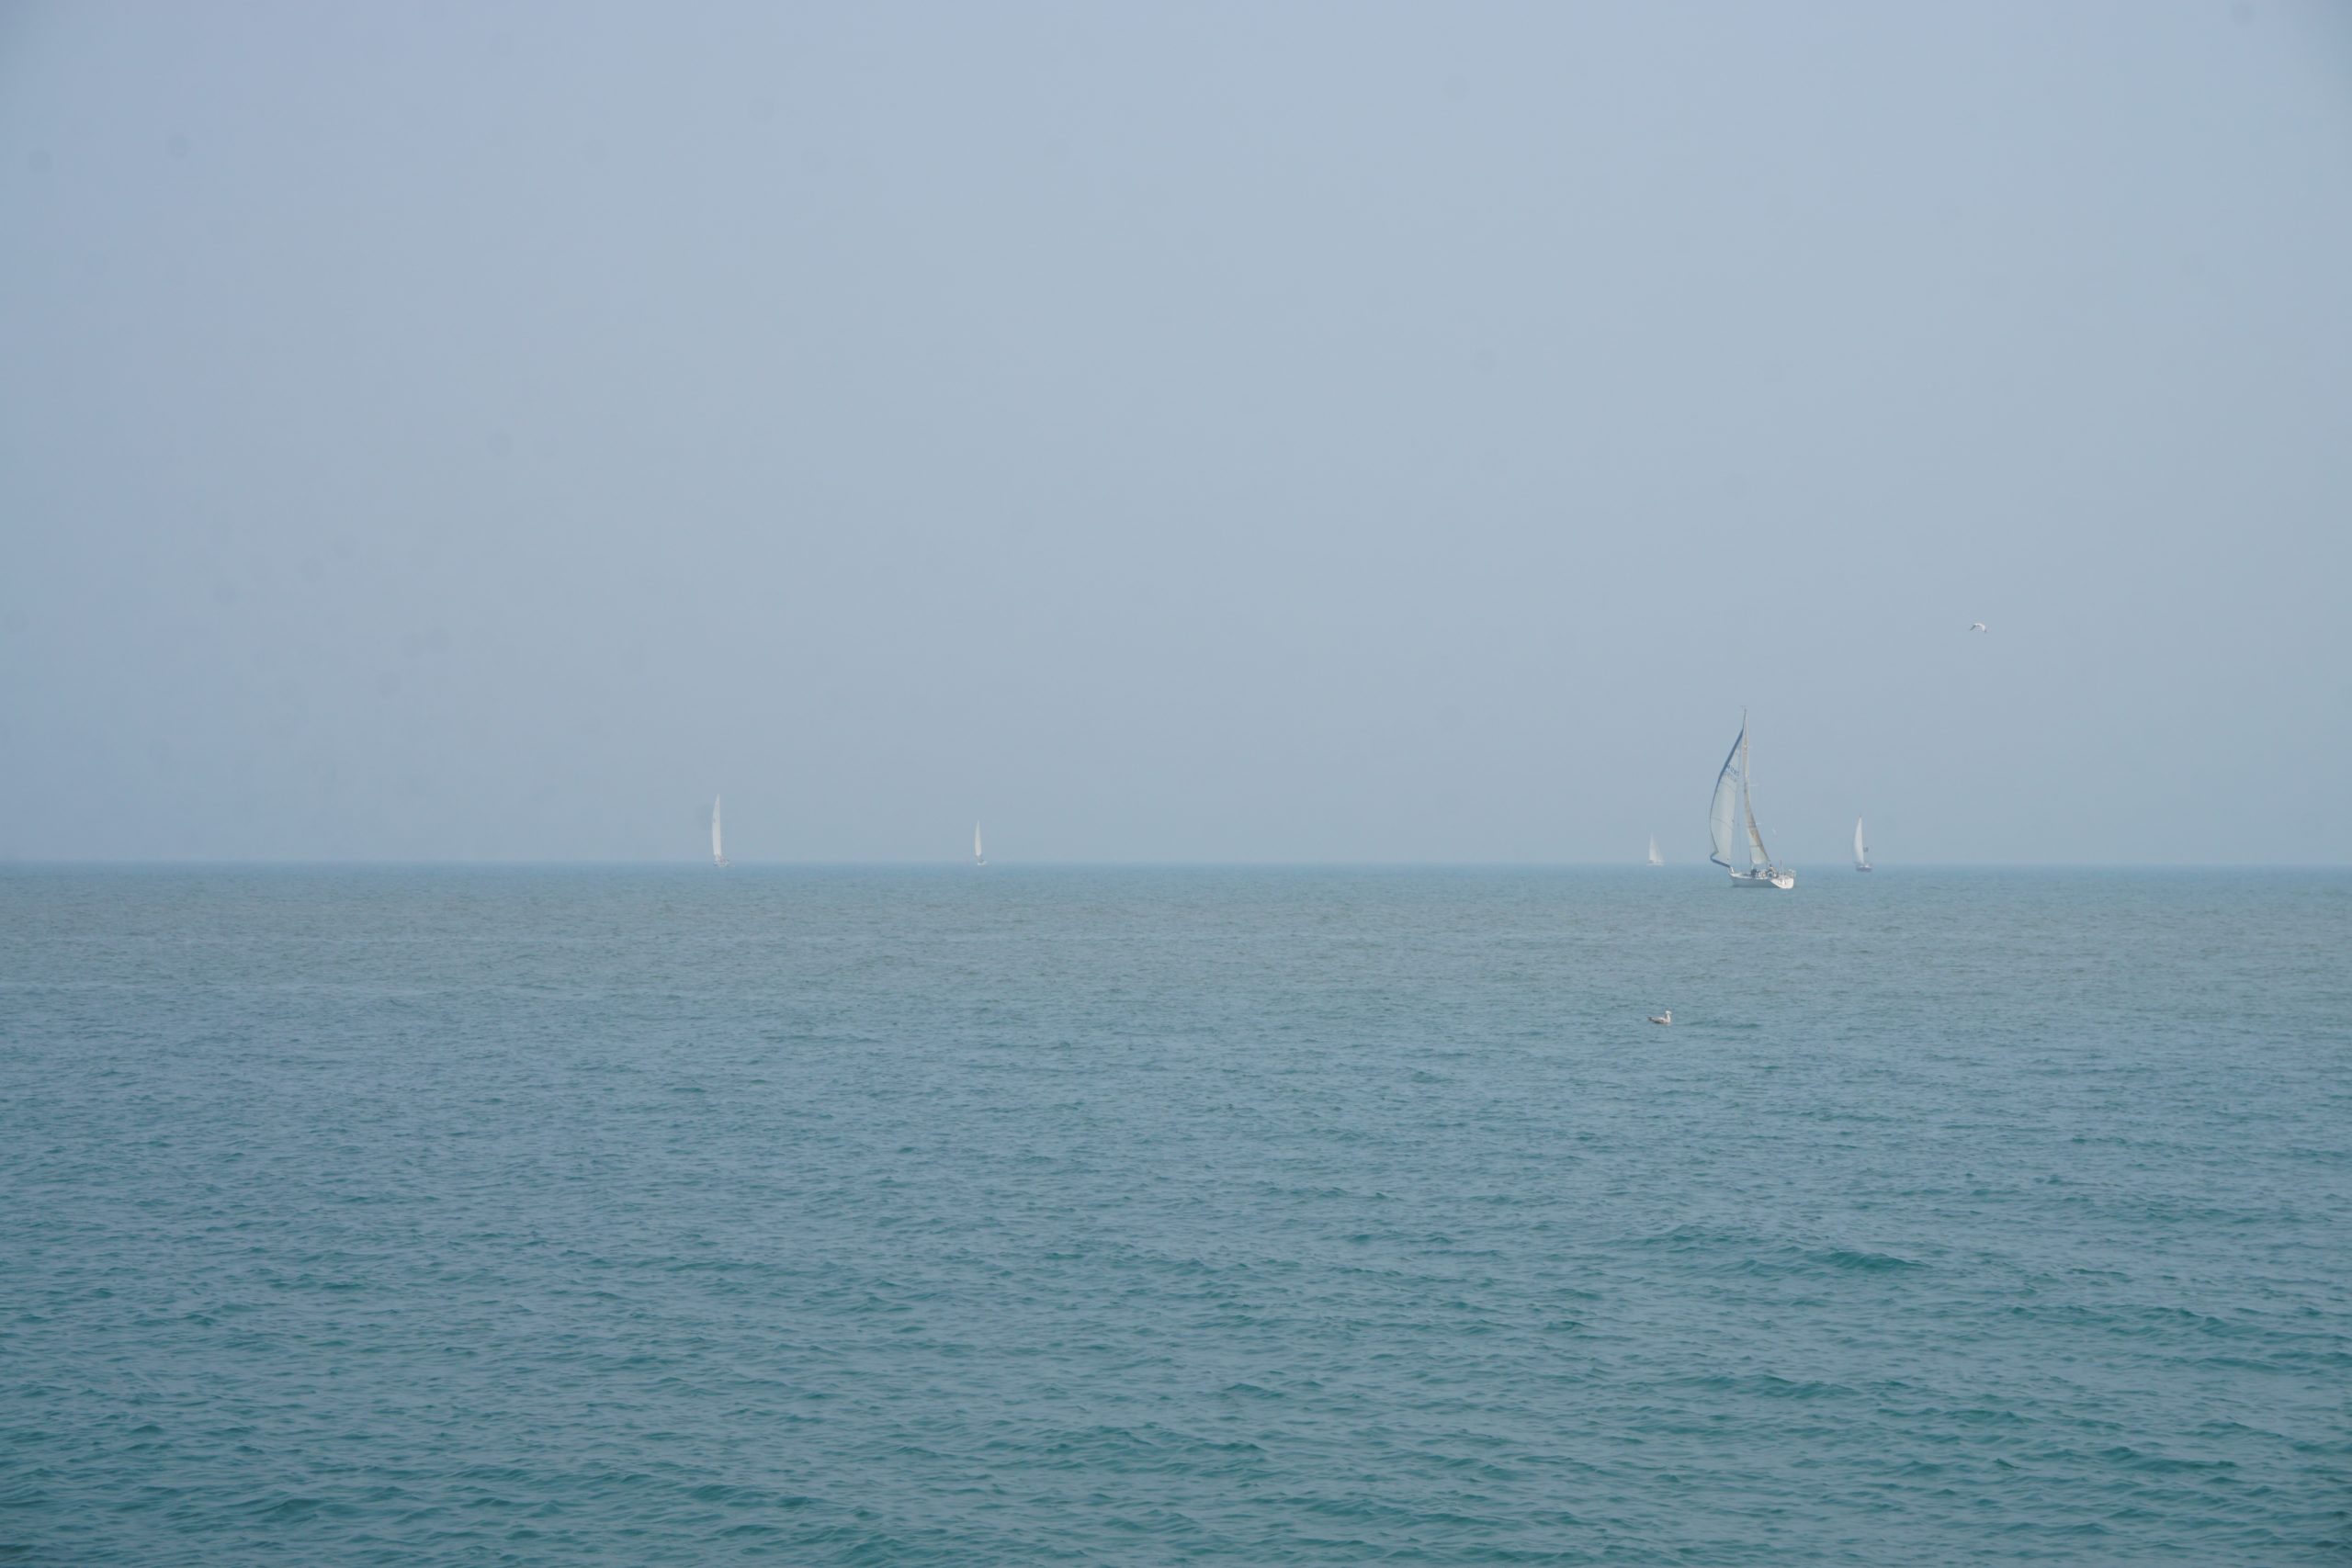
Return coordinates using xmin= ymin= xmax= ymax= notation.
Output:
xmin=3 ymin=867 xmax=2347 ymax=1562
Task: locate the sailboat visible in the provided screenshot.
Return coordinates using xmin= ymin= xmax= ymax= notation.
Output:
xmin=1708 ymin=715 xmax=1795 ymax=889
xmin=711 ymin=794 xmax=729 ymax=869
xmin=1854 ymin=817 xmax=1871 ymax=872
xmin=1647 ymin=834 xmax=1663 ymax=867
xmin=973 ymin=821 xmax=986 ymax=868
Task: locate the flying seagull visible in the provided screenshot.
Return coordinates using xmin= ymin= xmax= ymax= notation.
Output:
xmin=1969 ymin=622 xmax=1988 ymax=633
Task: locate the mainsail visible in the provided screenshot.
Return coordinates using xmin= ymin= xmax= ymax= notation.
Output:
xmin=1740 ymin=727 xmax=1771 ymax=868
xmin=711 ymin=795 xmax=727 ymax=867
xmin=1854 ymin=817 xmax=1869 ymax=870
xmin=1647 ymin=834 xmax=1662 ymax=866
xmin=974 ymin=822 xmax=985 ymax=865
xmin=1708 ymin=725 xmax=1744 ymax=868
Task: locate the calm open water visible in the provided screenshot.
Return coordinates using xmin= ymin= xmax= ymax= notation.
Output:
xmin=2 ymin=866 xmax=2347 ymax=1563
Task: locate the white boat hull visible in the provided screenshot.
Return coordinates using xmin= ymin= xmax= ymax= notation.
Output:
xmin=1729 ymin=869 xmax=1795 ymax=890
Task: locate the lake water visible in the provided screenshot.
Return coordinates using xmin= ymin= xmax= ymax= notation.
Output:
xmin=3 ymin=866 xmax=2346 ymax=1562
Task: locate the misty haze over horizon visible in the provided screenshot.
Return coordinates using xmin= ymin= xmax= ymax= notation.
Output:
xmin=6 ymin=3 xmax=2349 ymax=866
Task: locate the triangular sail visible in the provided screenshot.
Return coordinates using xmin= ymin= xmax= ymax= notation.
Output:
xmin=1854 ymin=817 xmax=1868 ymax=869
xmin=711 ymin=795 xmax=725 ymax=866
xmin=1707 ymin=725 xmax=1743 ymax=868
xmin=1647 ymin=834 xmax=1662 ymax=866
xmin=974 ymin=822 xmax=985 ymax=864
xmin=1740 ymin=728 xmax=1771 ymax=866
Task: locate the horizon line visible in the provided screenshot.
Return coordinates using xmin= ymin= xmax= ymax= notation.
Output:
xmin=3 ymin=860 xmax=2344 ymax=872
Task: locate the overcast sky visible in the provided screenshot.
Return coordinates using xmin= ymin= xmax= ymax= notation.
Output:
xmin=4 ymin=2 xmax=2348 ymax=863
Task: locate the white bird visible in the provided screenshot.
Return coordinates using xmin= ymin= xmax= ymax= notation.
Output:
xmin=1647 ymin=1010 xmax=1672 ymax=1026
xmin=1969 ymin=622 xmax=1988 ymax=633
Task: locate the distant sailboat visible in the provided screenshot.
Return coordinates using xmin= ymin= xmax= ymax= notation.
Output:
xmin=1854 ymin=816 xmax=1872 ymax=873
xmin=1708 ymin=715 xmax=1795 ymax=890
xmin=1647 ymin=834 xmax=1663 ymax=867
xmin=711 ymin=794 xmax=729 ymax=869
xmin=973 ymin=821 xmax=986 ymax=868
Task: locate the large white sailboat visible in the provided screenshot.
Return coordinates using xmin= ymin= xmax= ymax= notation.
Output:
xmin=1708 ymin=716 xmax=1795 ymax=889
xmin=1854 ymin=817 xmax=1871 ymax=872
xmin=1647 ymin=834 xmax=1663 ymax=867
xmin=711 ymin=794 xmax=729 ymax=869
xmin=973 ymin=821 xmax=986 ymax=868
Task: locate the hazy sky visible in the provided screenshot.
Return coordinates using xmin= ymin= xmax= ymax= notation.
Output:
xmin=5 ymin=2 xmax=2348 ymax=863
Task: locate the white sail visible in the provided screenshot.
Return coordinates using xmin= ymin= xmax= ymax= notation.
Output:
xmin=973 ymin=821 xmax=985 ymax=866
xmin=1647 ymin=834 xmax=1662 ymax=866
xmin=1707 ymin=725 xmax=1743 ymax=868
xmin=1854 ymin=816 xmax=1869 ymax=870
xmin=1740 ymin=728 xmax=1773 ymax=866
xmin=711 ymin=795 xmax=728 ymax=868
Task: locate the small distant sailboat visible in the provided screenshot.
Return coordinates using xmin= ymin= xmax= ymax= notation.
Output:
xmin=1854 ymin=816 xmax=1872 ymax=872
xmin=973 ymin=821 xmax=986 ymax=868
xmin=1647 ymin=834 xmax=1663 ymax=867
xmin=1708 ymin=714 xmax=1795 ymax=890
xmin=711 ymin=794 xmax=729 ymax=869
